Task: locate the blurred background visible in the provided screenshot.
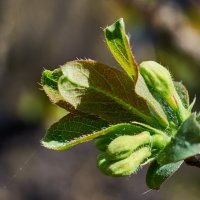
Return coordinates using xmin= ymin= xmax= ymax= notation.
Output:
xmin=1 ymin=0 xmax=200 ymax=199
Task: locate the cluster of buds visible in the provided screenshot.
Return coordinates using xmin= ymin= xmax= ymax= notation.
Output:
xmin=96 ymin=132 xmax=150 ymax=176
xmin=96 ymin=131 xmax=170 ymax=176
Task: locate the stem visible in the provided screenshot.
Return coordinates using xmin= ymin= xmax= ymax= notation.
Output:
xmin=131 ymin=121 xmax=167 ymax=136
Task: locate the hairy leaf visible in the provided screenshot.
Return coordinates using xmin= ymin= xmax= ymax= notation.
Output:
xmin=158 ymin=114 xmax=200 ymax=164
xmin=42 ymin=113 xmax=109 ymax=150
xmin=42 ymin=114 xmax=145 ymax=150
xmin=58 ymin=60 xmax=154 ymax=123
xmin=146 ymin=160 xmax=183 ymax=190
xmin=104 ymin=18 xmax=138 ymax=82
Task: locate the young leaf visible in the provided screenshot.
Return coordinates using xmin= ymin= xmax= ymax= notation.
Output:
xmin=146 ymin=160 xmax=183 ymax=190
xmin=58 ymin=60 xmax=154 ymax=124
xmin=41 ymin=69 xmax=76 ymax=113
xmin=135 ymin=74 xmax=169 ymax=128
xmin=104 ymin=18 xmax=138 ymax=82
xmin=158 ymin=113 xmax=200 ymax=165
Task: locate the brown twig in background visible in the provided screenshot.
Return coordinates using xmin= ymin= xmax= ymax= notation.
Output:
xmin=120 ymin=0 xmax=200 ymax=64
xmin=185 ymin=154 xmax=200 ymax=168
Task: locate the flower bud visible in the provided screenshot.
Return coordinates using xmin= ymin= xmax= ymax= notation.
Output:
xmin=97 ymin=147 xmax=151 ymax=176
xmin=139 ymin=61 xmax=190 ymax=123
xmin=106 ymin=132 xmax=150 ymax=160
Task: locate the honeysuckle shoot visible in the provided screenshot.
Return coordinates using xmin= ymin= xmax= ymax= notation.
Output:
xmin=41 ymin=18 xmax=200 ymax=190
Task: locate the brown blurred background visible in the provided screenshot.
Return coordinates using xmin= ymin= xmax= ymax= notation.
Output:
xmin=0 ymin=0 xmax=200 ymax=199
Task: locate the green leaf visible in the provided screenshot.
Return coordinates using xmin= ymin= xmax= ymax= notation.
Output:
xmin=104 ymin=18 xmax=138 ymax=82
xmin=174 ymin=81 xmax=189 ymax=109
xmin=158 ymin=113 xmax=200 ymax=165
xmin=41 ymin=69 xmax=76 ymax=113
xmin=146 ymin=160 xmax=183 ymax=190
xmin=58 ymin=60 xmax=154 ymax=124
xmin=42 ymin=113 xmax=146 ymax=150
xmin=42 ymin=113 xmax=109 ymax=150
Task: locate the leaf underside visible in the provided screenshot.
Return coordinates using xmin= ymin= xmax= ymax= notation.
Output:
xmin=58 ymin=60 xmax=154 ymax=123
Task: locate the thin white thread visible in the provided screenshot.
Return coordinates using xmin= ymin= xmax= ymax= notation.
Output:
xmin=141 ymin=189 xmax=153 ymax=195
xmin=2 ymin=150 xmax=38 ymax=190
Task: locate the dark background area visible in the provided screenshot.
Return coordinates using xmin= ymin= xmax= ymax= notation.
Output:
xmin=1 ymin=0 xmax=200 ymax=199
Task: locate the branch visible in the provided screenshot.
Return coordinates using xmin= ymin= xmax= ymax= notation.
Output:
xmin=185 ymin=154 xmax=200 ymax=168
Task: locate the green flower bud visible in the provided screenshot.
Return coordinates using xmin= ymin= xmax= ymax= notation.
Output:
xmin=106 ymin=132 xmax=150 ymax=160
xmin=139 ymin=61 xmax=190 ymax=123
xmin=139 ymin=61 xmax=176 ymax=106
xmin=97 ymin=147 xmax=151 ymax=177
